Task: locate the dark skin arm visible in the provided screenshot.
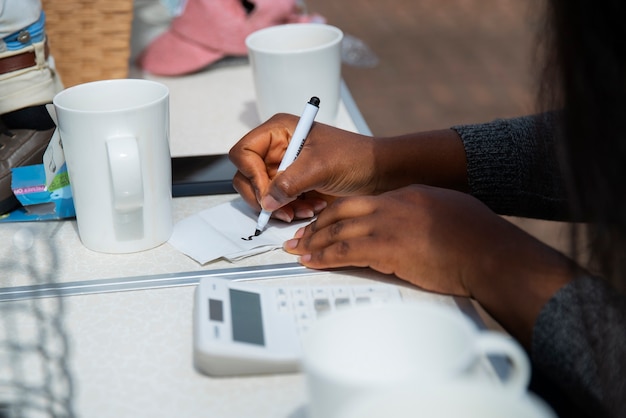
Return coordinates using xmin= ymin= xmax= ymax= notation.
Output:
xmin=229 ymin=113 xmax=468 ymax=220
xmin=229 ymin=113 xmax=578 ymax=348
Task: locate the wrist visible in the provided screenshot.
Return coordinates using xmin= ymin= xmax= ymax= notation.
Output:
xmin=468 ymin=234 xmax=577 ymax=348
xmin=372 ymin=129 xmax=468 ymax=193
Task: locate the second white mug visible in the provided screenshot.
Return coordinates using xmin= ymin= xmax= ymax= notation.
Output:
xmin=301 ymin=302 xmax=531 ymax=418
xmin=338 ymin=380 xmax=556 ymax=418
xmin=246 ymin=23 xmax=344 ymax=125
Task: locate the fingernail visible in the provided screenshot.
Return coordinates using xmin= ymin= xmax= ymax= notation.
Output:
xmin=284 ymin=239 xmax=299 ymax=250
xmin=299 ymin=254 xmax=312 ymax=263
xmin=294 ymin=227 xmax=305 ymax=238
xmin=274 ymin=209 xmax=292 ymax=223
xmin=294 ymin=208 xmax=314 ymax=219
xmin=313 ymin=200 xmax=328 ymax=212
xmin=261 ymin=195 xmax=282 ymax=212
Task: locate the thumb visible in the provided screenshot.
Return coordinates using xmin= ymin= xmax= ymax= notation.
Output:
xmin=260 ymin=157 xmax=316 ymax=211
xmin=260 ymin=171 xmax=303 ymax=212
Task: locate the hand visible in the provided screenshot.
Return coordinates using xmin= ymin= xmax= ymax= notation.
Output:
xmin=285 ymin=185 xmax=476 ymax=295
xmin=229 ymin=113 xmax=377 ymax=222
xmin=284 ymin=185 xmax=574 ymax=305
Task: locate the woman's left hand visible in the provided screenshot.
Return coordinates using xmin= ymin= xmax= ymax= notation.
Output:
xmin=284 ymin=184 xmax=573 ymax=304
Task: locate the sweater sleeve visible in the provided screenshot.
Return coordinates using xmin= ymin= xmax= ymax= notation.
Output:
xmin=451 ymin=113 xmax=570 ymax=220
xmin=531 ymin=276 xmax=626 ymax=417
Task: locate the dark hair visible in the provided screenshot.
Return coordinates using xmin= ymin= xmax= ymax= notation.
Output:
xmin=539 ymin=0 xmax=626 ymax=293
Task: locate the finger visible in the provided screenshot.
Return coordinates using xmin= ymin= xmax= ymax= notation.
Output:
xmin=289 ymin=194 xmax=329 ymax=219
xmin=297 ymin=217 xmax=374 ymax=255
xmin=261 ymin=198 xmax=325 ymax=224
xmin=287 ymin=199 xmax=316 ymax=220
xmin=229 ymin=122 xmax=292 ymax=196
xmin=228 ymin=121 xmax=290 ymax=174
xmin=234 ymin=171 xmax=327 ymax=223
xmin=307 ymin=196 xmax=377 ymax=233
xmin=261 ymin=124 xmax=334 ymax=211
xmin=232 ymin=172 xmax=301 ymax=223
xmin=232 ymin=171 xmax=262 ymax=211
xmin=261 ymin=158 xmax=315 ymax=211
xmin=298 ymin=236 xmax=392 ymax=273
xmin=228 ymin=145 xmax=273 ymax=193
xmin=284 ymin=197 xmax=377 ymax=255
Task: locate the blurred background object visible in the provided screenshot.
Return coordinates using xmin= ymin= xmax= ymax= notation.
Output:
xmin=41 ymin=0 xmax=133 ymax=88
xmin=0 ymin=228 xmax=74 ymax=418
xmin=307 ymin=0 xmax=537 ymax=137
xmin=42 ymin=0 xmax=536 ymax=133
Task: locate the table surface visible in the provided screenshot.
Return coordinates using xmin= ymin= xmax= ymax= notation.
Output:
xmin=0 ymin=61 xmax=501 ymax=418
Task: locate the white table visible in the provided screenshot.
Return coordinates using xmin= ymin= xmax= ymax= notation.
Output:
xmin=0 ymin=62 xmax=502 ymax=418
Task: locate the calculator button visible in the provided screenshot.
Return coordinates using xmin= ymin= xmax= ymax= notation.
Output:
xmin=313 ymin=287 xmax=330 ymax=298
xmin=276 ymin=288 xmax=287 ymax=296
xmin=277 ymin=299 xmax=289 ymax=312
xmin=355 ymin=296 xmax=371 ymax=305
xmin=296 ymin=311 xmax=312 ymax=321
xmin=295 ymin=312 xmax=313 ymax=334
xmin=294 ymin=298 xmax=308 ymax=310
xmin=296 ymin=311 xmax=313 ymax=326
xmin=314 ymin=298 xmax=331 ymax=313
xmin=332 ymin=287 xmax=351 ymax=297
xmin=355 ymin=287 xmax=392 ymax=301
xmin=354 ymin=286 xmax=384 ymax=295
xmin=334 ymin=297 xmax=351 ymax=309
xmin=291 ymin=288 xmax=307 ymax=297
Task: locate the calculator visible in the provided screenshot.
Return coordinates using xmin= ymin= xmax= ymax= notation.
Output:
xmin=192 ymin=277 xmax=403 ymax=376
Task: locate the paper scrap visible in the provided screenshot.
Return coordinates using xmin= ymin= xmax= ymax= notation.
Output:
xmin=168 ymin=198 xmax=310 ymax=264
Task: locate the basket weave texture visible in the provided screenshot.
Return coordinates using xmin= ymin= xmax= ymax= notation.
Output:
xmin=41 ymin=0 xmax=134 ymax=88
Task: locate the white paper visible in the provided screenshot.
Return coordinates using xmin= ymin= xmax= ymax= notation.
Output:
xmin=168 ymin=198 xmax=310 ymax=264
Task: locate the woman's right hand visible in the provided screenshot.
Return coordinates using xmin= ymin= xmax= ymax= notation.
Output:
xmin=228 ymin=113 xmax=377 ymax=222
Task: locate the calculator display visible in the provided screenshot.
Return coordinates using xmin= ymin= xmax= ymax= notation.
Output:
xmin=229 ymin=289 xmax=265 ymax=346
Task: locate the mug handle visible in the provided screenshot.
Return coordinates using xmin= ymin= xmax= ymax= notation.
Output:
xmin=106 ymin=136 xmax=144 ymax=213
xmin=475 ymin=332 xmax=531 ymax=392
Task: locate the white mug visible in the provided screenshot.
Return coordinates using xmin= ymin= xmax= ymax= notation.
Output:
xmin=245 ymin=23 xmax=343 ymax=125
xmin=301 ymin=302 xmax=531 ymax=418
xmin=338 ymin=381 xmax=556 ymax=418
xmin=53 ymin=79 xmax=173 ymax=253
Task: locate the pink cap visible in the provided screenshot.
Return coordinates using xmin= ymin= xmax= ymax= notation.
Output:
xmin=138 ymin=0 xmax=324 ymax=76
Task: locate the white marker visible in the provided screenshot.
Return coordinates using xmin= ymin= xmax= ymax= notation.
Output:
xmin=253 ymin=96 xmax=320 ymax=236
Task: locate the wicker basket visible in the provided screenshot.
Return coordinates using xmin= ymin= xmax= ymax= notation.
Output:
xmin=41 ymin=0 xmax=134 ymax=88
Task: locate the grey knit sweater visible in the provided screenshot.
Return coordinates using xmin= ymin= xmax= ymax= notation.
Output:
xmin=453 ymin=116 xmax=626 ymax=417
